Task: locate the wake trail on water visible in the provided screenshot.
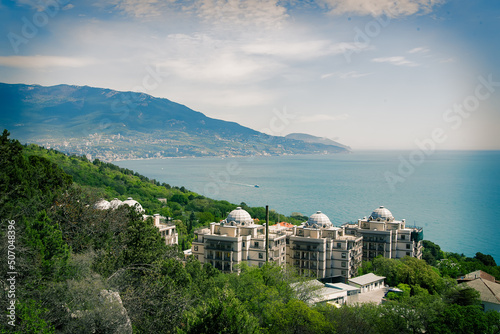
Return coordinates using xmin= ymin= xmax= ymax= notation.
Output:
xmin=227 ymin=182 xmax=258 ymax=188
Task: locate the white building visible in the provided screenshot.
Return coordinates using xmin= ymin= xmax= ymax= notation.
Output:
xmin=95 ymin=197 xmax=178 ymax=246
xmin=326 ymin=283 xmax=361 ymax=304
xmin=95 ymin=197 xmax=145 ymax=213
xmin=348 ymin=273 xmax=386 ymax=293
xmin=343 ymin=206 xmax=423 ymax=262
xmin=285 ymin=211 xmax=363 ymax=279
xmin=149 ymin=214 xmax=178 ymax=246
xmin=191 ymin=207 xmax=287 ymax=273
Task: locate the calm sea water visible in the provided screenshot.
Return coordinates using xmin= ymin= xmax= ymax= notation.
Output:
xmin=116 ymin=151 xmax=500 ymax=262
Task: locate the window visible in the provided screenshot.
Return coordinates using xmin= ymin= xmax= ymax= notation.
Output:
xmin=258 ymin=253 xmax=263 ymax=259
xmin=342 ymin=270 xmax=346 ymax=275
xmin=254 ymin=242 xmax=259 ymax=247
xmin=401 ymin=235 xmax=406 ymax=240
xmin=242 ymin=241 xmax=245 ymax=247
xmin=406 ymin=244 xmax=411 ymax=249
xmin=341 ymin=253 xmax=347 ymax=259
xmin=406 ymin=252 xmax=410 ymax=256
xmin=194 ymin=246 xmax=198 ymax=251
xmin=337 ymin=243 xmax=341 ymax=248
xmin=341 ymin=262 xmax=346 ymax=267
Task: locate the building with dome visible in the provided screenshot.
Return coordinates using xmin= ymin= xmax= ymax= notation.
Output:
xmin=285 ymin=211 xmax=363 ymax=279
xmin=95 ymin=197 xmax=177 ymax=246
xmin=95 ymin=197 xmax=145 ymax=213
xmin=191 ymin=207 xmax=287 ymax=273
xmin=343 ymin=206 xmax=423 ymax=262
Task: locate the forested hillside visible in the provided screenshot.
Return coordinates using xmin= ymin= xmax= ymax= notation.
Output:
xmin=1 ymin=130 xmax=500 ymax=333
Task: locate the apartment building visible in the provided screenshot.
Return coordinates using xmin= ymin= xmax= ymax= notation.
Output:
xmin=191 ymin=207 xmax=287 ymax=273
xmin=285 ymin=211 xmax=363 ymax=279
xmin=343 ymin=206 xmax=423 ymax=262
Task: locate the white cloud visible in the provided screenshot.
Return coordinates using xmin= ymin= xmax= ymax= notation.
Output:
xmin=440 ymin=57 xmax=455 ymax=63
xmin=408 ymin=46 xmax=429 ymax=54
xmin=318 ymin=0 xmax=445 ymax=18
xmin=104 ymin=0 xmax=173 ymax=18
xmin=0 ymin=55 xmax=97 ymax=69
xmin=297 ymin=113 xmax=349 ymax=123
xmin=321 ymin=71 xmax=371 ymax=79
xmin=101 ymin=0 xmax=288 ymax=28
xmin=156 ymin=34 xmax=285 ymax=84
xmin=242 ymin=39 xmax=351 ymax=60
xmin=194 ymin=0 xmax=288 ymax=29
xmin=371 ymin=56 xmax=418 ymax=66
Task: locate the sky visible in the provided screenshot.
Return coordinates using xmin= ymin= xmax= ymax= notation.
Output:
xmin=1 ymin=0 xmax=499 ymax=150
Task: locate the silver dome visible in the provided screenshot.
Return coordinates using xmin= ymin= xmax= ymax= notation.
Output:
xmin=370 ymin=206 xmax=394 ymax=221
xmin=306 ymin=211 xmax=333 ymax=228
xmin=226 ymin=207 xmax=253 ymax=225
xmin=122 ymin=197 xmax=145 ymax=213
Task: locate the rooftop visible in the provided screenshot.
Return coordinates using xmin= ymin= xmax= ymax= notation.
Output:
xmin=463 ymin=278 xmax=500 ymax=305
xmin=348 ymin=273 xmax=386 ymax=286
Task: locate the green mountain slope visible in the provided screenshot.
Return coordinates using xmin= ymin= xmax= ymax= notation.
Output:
xmin=1 ymin=83 xmax=349 ymax=161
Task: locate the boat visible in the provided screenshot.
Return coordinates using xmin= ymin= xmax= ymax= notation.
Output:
xmin=254 ymin=185 xmax=260 ymax=188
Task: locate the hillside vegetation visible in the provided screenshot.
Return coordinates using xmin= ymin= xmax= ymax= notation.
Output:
xmin=1 ymin=130 xmax=500 ymax=333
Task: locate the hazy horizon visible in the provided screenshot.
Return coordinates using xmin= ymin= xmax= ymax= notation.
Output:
xmin=1 ymin=0 xmax=499 ymax=150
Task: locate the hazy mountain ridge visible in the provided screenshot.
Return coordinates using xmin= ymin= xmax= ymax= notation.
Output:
xmin=0 ymin=83 xmax=350 ymax=161
xmin=285 ymin=133 xmax=351 ymax=151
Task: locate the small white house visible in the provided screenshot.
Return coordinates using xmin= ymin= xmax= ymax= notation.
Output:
xmin=348 ymin=273 xmax=386 ymax=293
xmin=326 ymin=282 xmax=361 ymax=304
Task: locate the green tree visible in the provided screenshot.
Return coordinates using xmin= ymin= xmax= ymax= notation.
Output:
xmin=25 ymin=210 xmax=70 ymax=279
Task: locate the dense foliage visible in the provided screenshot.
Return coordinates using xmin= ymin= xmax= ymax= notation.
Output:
xmin=1 ymin=130 xmax=500 ymax=333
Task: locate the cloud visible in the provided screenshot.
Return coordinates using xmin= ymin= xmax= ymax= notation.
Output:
xmin=156 ymin=34 xmax=284 ymax=84
xmin=109 ymin=0 xmax=168 ymax=18
xmin=297 ymin=113 xmax=349 ymax=123
xmin=371 ymin=56 xmax=418 ymax=66
xmin=193 ymin=0 xmax=288 ymax=29
xmin=408 ymin=46 xmax=429 ymax=54
xmin=100 ymin=0 xmax=288 ymax=28
xmin=0 ymin=55 xmax=97 ymax=69
xmin=321 ymin=71 xmax=371 ymax=79
xmin=318 ymin=0 xmax=445 ymax=18
xmin=242 ymin=39 xmax=353 ymax=60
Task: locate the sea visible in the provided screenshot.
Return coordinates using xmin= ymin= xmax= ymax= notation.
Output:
xmin=116 ymin=150 xmax=500 ymax=263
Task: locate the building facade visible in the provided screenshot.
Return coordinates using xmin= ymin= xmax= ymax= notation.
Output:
xmin=151 ymin=214 xmax=178 ymax=246
xmin=285 ymin=211 xmax=363 ymax=279
xmin=191 ymin=207 xmax=287 ymax=273
xmin=343 ymin=206 xmax=423 ymax=262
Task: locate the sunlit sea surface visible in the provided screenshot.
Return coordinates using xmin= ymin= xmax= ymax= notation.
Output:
xmin=116 ymin=151 xmax=500 ymax=262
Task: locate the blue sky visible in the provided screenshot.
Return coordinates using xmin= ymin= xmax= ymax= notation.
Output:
xmin=1 ymin=0 xmax=499 ymax=150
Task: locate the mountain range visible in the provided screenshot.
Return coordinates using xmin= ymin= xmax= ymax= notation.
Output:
xmin=0 ymin=83 xmax=350 ymax=161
